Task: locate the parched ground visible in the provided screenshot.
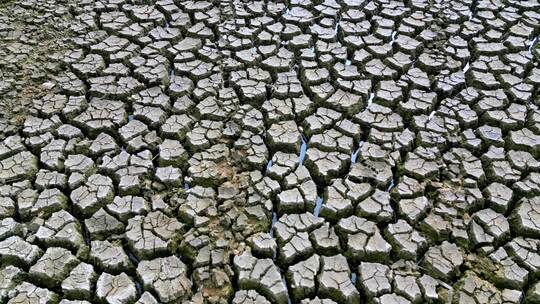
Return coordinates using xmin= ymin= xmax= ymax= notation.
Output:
xmin=0 ymin=0 xmax=540 ymax=303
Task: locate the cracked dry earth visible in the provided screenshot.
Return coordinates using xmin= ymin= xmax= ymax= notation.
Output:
xmin=2 ymin=0 xmax=540 ymax=304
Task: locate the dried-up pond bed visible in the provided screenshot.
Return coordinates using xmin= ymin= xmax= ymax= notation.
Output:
xmin=1 ymin=0 xmax=540 ymax=303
